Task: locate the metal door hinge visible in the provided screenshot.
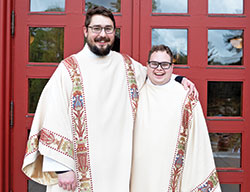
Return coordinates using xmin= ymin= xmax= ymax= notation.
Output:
xmin=11 ymin=10 xmax=15 ymax=37
xmin=10 ymin=101 xmax=14 ymax=128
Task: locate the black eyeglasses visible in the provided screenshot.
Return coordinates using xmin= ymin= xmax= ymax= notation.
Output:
xmin=88 ymin=25 xmax=114 ymax=34
xmin=148 ymin=61 xmax=172 ymax=70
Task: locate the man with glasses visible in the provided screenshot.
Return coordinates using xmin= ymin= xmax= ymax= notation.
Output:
xmin=22 ymin=6 xmax=196 ymax=192
xmin=131 ymin=45 xmax=221 ymax=192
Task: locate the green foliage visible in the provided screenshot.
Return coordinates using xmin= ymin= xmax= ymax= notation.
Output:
xmin=29 ymin=27 xmax=64 ymax=63
xmin=110 ymin=0 xmax=121 ymax=12
xmin=207 ymin=82 xmax=242 ymax=116
xmin=28 ymin=79 xmax=49 ymax=113
xmin=85 ymin=0 xmax=121 ymax=12
xmin=152 ymin=0 xmax=158 ymax=12
xmin=85 ymin=2 xmax=99 ymax=11
xmin=45 ymin=7 xmax=64 ymax=12
xmin=174 ymin=51 xmax=187 ymax=65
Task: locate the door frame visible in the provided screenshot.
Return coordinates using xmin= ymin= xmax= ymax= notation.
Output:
xmin=0 ymin=0 xmax=12 ymax=191
xmin=11 ymin=0 xmax=134 ymax=191
xmin=7 ymin=0 xmax=250 ymax=191
xmin=138 ymin=0 xmax=250 ymax=191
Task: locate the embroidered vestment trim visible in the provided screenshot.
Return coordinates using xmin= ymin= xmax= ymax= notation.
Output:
xmin=122 ymin=54 xmax=139 ymax=120
xmin=64 ymin=56 xmax=93 ymax=192
xmin=168 ymin=93 xmax=198 ymax=191
xmin=191 ymin=169 xmax=219 ymax=192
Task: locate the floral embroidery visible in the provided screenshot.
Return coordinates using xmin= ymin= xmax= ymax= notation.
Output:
xmin=192 ymin=170 xmax=219 ymax=192
xmin=25 ymin=134 xmax=39 ymax=156
xmin=25 ymin=128 xmax=74 ymax=159
xmin=64 ymin=56 xmax=93 ymax=192
xmin=122 ymin=54 xmax=139 ymax=120
xmin=40 ymin=128 xmax=74 ymax=158
xmin=63 ymin=54 xmax=138 ymax=191
xmin=169 ymin=93 xmax=198 ymax=191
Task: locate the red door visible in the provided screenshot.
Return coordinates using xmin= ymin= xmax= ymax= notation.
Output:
xmin=11 ymin=0 xmax=133 ymax=191
xmin=11 ymin=0 xmax=250 ymax=191
xmin=138 ymin=0 xmax=250 ymax=191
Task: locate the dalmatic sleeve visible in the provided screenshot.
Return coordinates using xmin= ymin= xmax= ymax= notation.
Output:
xmin=180 ymin=102 xmax=222 ymax=192
xmin=22 ymin=63 xmax=75 ymax=185
xmin=42 ymin=156 xmax=71 ymax=172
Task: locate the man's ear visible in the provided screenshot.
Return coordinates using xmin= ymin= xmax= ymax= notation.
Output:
xmin=83 ymin=27 xmax=88 ymax=38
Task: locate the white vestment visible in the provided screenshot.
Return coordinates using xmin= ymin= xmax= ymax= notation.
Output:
xmin=131 ymin=78 xmax=221 ymax=192
xmin=22 ymin=45 xmax=146 ymax=192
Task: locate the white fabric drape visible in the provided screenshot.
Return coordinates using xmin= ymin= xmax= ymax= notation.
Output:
xmin=22 ymin=45 xmax=146 ymax=192
xmin=131 ymin=78 xmax=221 ymax=192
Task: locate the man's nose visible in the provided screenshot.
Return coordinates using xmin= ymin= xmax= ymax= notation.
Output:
xmin=156 ymin=64 xmax=163 ymax=70
xmin=99 ymin=29 xmax=106 ymax=36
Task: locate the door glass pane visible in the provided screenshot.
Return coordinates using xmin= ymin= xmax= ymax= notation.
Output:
xmin=220 ymin=184 xmax=240 ymax=192
xmin=208 ymin=30 xmax=243 ymax=66
xmin=112 ymin=28 xmax=120 ymax=52
xmin=209 ymin=133 xmax=241 ymax=168
xmin=28 ymin=180 xmax=46 ymax=192
xmin=152 ymin=29 xmax=187 ymax=65
xmin=28 ymin=79 xmax=49 ymax=113
xmin=207 ymin=81 xmax=242 ymax=117
xmin=85 ymin=0 xmax=121 ymax=12
xmin=208 ymin=0 xmax=243 ymax=14
xmin=30 ymin=0 xmax=65 ymax=12
xmin=152 ymin=0 xmax=188 ymax=13
xmin=29 ymin=27 xmax=64 ymax=63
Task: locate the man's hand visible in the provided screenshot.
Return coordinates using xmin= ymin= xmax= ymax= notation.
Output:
xmin=181 ymin=78 xmax=199 ymax=99
xmin=58 ymin=170 xmax=77 ymax=191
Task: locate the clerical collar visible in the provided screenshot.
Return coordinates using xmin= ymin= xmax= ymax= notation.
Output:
xmin=146 ymin=76 xmax=172 ymax=87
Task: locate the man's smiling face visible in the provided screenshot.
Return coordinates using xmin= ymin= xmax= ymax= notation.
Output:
xmin=147 ymin=51 xmax=174 ymax=85
xmin=84 ymin=14 xmax=115 ymax=56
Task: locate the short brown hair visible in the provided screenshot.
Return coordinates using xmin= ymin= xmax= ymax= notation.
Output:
xmin=85 ymin=6 xmax=116 ymax=29
xmin=148 ymin=45 xmax=173 ymax=63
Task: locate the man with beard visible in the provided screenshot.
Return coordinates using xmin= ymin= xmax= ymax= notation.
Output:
xmin=22 ymin=6 xmax=196 ymax=192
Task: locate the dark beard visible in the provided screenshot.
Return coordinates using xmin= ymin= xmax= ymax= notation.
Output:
xmin=87 ymin=36 xmax=114 ymax=56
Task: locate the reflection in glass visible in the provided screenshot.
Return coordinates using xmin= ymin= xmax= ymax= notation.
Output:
xmin=207 ymin=82 xmax=242 ymax=117
xmin=152 ymin=0 xmax=187 ymax=13
xmin=28 ymin=180 xmax=46 ymax=192
xmin=112 ymin=28 xmax=120 ymax=52
xmin=208 ymin=30 xmax=243 ymax=65
xmin=30 ymin=0 xmax=65 ymax=12
xmin=220 ymin=184 xmax=240 ymax=192
xmin=209 ymin=133 xmax=241 ymax=168
xmin=208 ymin=0 xmax=243 ymax=14
xmin=152 ymin=29 xmax=187 ymax=65
xmin=28 ymin=79 xmax=49 ymax=113
xmin=29 ymin=27 xmax=64 ymax=63
xmin=85 ymin=0 xmax=121 ymax=12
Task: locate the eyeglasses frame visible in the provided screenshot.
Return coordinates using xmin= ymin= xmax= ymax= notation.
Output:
xmin=88 ymin=25 xmax=115 ymax=34
xmin=147 ymin=61 xmax=172 ymax=70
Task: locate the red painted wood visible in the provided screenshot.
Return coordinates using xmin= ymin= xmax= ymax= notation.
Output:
xmin=12 ymin=0 xmax=85 ymax=190
xmin=0 ymin=0 xmax=12 ymax=191
xmin=243 ymin=1 xmax=250 ymax=191
xmin=0 ymin=0 xmax=6 ymax=191
xmin=132 ymin=0 xmax=141 ymax=61
xmin=10 ymin=0 xmax=250 ymax=191
xmin=11 ymin=0 xmax=134 ymax=191
xmin=139 ymin=0 xmax=250 ymax=191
